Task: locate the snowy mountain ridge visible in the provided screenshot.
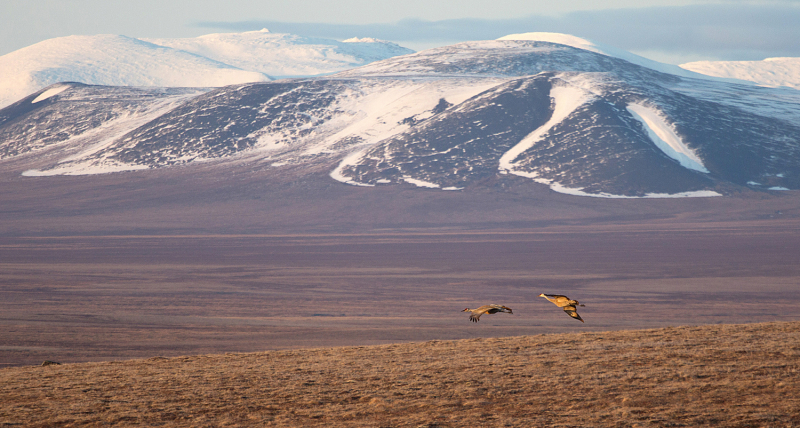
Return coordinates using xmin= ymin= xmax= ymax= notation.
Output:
xmin=2 ymin=34 xmax=799 ymax=198
xmin=142 ymin=29 xmax=414 ymax=79
xmin=0 ymin=31 xmax=414 ymax=109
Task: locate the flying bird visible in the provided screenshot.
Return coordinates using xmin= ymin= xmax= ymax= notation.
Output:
xmin=539 ymin=293 xmax=585 ymax=322
xmin=462 ymin=304 xmax=513 ymax=323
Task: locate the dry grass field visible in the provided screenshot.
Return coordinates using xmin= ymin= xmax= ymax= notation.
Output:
xmin=2 ymin=321 xmax=799 ymax=427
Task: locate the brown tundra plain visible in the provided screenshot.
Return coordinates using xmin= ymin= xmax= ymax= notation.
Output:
xmin=2 ymin=322 xmax=799 ymax=427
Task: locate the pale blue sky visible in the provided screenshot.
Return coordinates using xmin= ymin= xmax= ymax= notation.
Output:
xmin=2 ymin=0 xmax=799 ymax=63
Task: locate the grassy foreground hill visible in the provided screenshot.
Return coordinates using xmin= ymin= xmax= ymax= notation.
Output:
xmin=2 ymin=321 xmax=799 ymax=427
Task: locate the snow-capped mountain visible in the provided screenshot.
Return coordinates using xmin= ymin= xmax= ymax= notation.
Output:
xmin=0 ymin=34 xmax=270 ymax=109
xmin=143 ymin=29 xmax=414 ymax=78
xmin=2 ymin=33 xmax=799 ymax=198
xmin=0 ymin=31 xmax=414 ymax=109
xmin=681 ymin=57 xmax=800 ymax=89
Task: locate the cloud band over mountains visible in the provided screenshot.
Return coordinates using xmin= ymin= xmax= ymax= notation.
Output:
xmin=199 ymin=3 xmax=800 ymax=62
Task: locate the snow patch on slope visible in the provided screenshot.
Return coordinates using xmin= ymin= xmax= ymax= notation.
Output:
xmin=626 ymin=103 xmax=708 ymax=173
xmin=22 ymin=163 xmax=150 ymax=177
xmin=680 ymin=57 xmax=800 ymax=89
xmin=547 ymin=182 xmax=721 ymax=198
xmin=402 ymin=175 xmax=440 ymax=188
xmin=31 ymin=84 xmax=70 ymax=103
xmin=499 ymin=83 xmax=593 ymax=176
xmin=329 ymin=148 xmax=376 ymax=187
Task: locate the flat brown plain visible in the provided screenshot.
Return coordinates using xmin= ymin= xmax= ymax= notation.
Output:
xmin=1 ymin=224 xmax=799 ymax=367
xmin=2 ymin=322 xmax=799 ymax=427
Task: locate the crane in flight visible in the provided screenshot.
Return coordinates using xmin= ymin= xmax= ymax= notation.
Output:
xmin=539 ymin=293 xmax=585 ymax=323
xmin=462 ymin=304 xmax=513 ymax=323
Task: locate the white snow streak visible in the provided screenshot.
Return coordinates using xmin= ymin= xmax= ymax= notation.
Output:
xmin=329 ymin=147 xmax=375 ymax=187
xmin=499 ymin=84 xmax=591 ymax=176
xmin=626 ymin=103 xmax=708 ymax=173
xmin=402 ymin=176 xmax=440 ymax=188
xmin=546 ymin=181 xmax=721 ymax=198
xmin=22 ymin=163 xmax=150 ymax=177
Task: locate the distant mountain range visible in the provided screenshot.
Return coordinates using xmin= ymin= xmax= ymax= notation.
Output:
xmin=0 ymin=29 xmax=414 ymax=109
xmin=142 ymin=30 xmax=414 ymax=78
xmin=680 ymin=57 xmax=800 ymax=90
xmin=1 ymin=32 xmax=799 ymax=198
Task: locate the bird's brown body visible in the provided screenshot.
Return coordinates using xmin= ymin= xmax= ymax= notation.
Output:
xmin=462 ymin=304 xmax=513 ymax=322
xmin=539 ymin=293 xmax=585 ymax=322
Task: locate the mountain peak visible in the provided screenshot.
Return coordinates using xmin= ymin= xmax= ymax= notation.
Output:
xmin=497 ymin=32 xmax=706 ymax=79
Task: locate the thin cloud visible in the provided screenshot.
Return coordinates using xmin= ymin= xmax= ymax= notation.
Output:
xmin=199 ymin=3 xmax=800 ymax=61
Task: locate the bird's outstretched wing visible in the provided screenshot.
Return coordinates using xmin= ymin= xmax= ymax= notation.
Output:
xmin=465 ymin=304 xmax=513 ymax=322
xmin=563 ymin=304 xmax=584 ymax=323
xmin=484 ymin=304 xmax=513 ymax=314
